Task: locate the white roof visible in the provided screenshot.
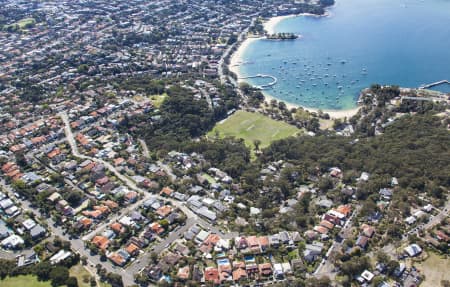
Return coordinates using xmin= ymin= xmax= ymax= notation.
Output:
xmin=405 ymin=216 xmax=416 ymax=224
xmin=327 ymin=210 xmax=345 ymax=219
xmin=361 ymin=270 xmax=374 ymax=282
xmin=22 ymin=219 xmax=36 ymax=230
xmin=273 ymin=263 xmax=283 ymax=272
xmin=281 ymin=262 xmax=292 ymax=272
xmin=50 ymin=250 xmax=72 ymax=264
xmin=1 ymin=234 xmax=24 ymax=247
xmin=404 ymin=244 xmax=422 ymax=257
xmin=195 ymin=230 xmax=210 ymax=243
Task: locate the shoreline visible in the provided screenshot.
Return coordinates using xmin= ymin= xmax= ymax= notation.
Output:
xmin=261 ymin=91 xmax=360 ymax=119
xmin=228 ymin=10 xmax=360 ymax=120
xmin=263 ymin=12 xmax=329 ymax=35
xmin=229 ymin=37 xmax=260 ymax=77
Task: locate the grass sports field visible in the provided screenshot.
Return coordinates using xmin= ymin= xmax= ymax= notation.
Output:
xmin=0 ymin=275 xmax=51 ymax=287
xmin=416 ymin=252 xmax=450 ymax=287
xmin=208 ymin=111 xmax=301 ymax=151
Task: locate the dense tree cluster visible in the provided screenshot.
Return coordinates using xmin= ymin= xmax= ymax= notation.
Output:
xmin=263 ymin=114 xmax=450 ymax=189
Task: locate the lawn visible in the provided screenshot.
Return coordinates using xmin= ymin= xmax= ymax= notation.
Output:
xmin=17 ymin=18 xmax=36 ymax=28
xmin=416 ymin=252 xmax=450 ymax=287
xmin=69 ymin=264 xmax=111 ymax=287
xmin=0 ymin=275 xmax=51 ymax=287
xmin=150 ymin=93 xmax=167 ymax=108
xmin=70 ymin=264 xmax=92 ymax=287
xmin=208 ymin=111 xmax=301 ymax=151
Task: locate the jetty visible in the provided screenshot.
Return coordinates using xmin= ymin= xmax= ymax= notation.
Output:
xmin=239 ymin=74 xmax=278 ymax=89
xmin=418 ymin=80 xmax=450 ymax=89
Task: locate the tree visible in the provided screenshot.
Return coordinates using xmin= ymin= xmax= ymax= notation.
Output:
xmin=66 ymin=191 xmax=83 ymax=206
xmin=106 ymin=272 xmax=123 ymax=287
xmin=90 ymin=276 xmax=97 ymax=287
xmin=49 ymin=266 xmax=69 ymax=287
xmin=66 ymin=276 xmax=79 ymax=287
xmin=253 ymin=139 xmax=261 ymax=152
xmin=35 ymin=262 xmax=52 ymax=281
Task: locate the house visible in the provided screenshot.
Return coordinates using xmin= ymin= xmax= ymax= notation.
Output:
xmin=379 ymin=188 xmax=393 ymax=200
xmin=356 ymin=235 xmax=369 ymax=249
xmin=273 ymin=263 xmax=284 ymax=279
xmin=174 ymin=243 xmax=190 ymax=256
xmin=204 ymin=267 xmax=219 ymax=285
xmin=22 ymin=219 xmax=37 ymax=230
xmin=404 ymin=244 xmax=422 ymax=257
xmin=320 ymin=220 xmax=335 ymax=230
xmin=109 ymin=252 xmax=127 ymax=266
xmin=360 ymin=270 xmax=374 ymax=282
xmin=232 ymin=267 xmax=247 ymax=281
xmin=177 ymin=266 xmax=190 ymax=280
xmin=1 ymin=234 xmax=24 ymax=249
xmin=303 ymin=242 xmax=324 ymax=262
xmin=0 ymin=221 xmax=11 ymax=239
xmin=405 ymin=216 xmax=416 ymax=225
xmin=247 ymin=236 xmax=260 ymax=253
xmin=124 ymin=191 xmax=138 ymax=203
xmin=258 ymin=236 xmax=269 ymax=252
xmin=291 ymin=258 xmax=305 ymax=271
xmin=49 ymin=250 xmax=72 ymax=265
xmin=279 ymin=231 xmax=291 ymax=244
xmin=281 ymin=262 xmax=292 ymax=274
xmin=361 ymin=224 xmax=375 ymax=238
xmin=196 ymin=206 xmax=217 ymax=221
xmin=314 ymin=225 xmax=328 ymax=234
xmin=149 ymin=222 xmax=164 ymax=235
xmin=258 ymin=262 xmax=272 ymax=276
xmin=235 ymin=236 xmax=248 ymax=250
xmin=125 ymin=243 xmax=140 ymax=257
xmin=195 ymin=230 xmax=210 ymax=245
xmin=92 ymin=236 xmax=110 ymax=250
xmin=29 ymin=224 xmax=46 ymax=239
xmin=269 ymin=234 xmax=280 ymax=247
xmin=146 ymin=265 xmax=163 ymax=282
xmin=48 ymin=192 xmax=61 ymax=203
xmin=160 ymin=187 xmax=173 ymax=197
xmin=156 ymin=205 xmax=172 ymax=218
xmin=358 ymin=172 xmax=370 ymax=181
xmin=394 ymin=262 xmax=406 ymax=277
xmin=423 ymin=204 xmax=433 ymax=213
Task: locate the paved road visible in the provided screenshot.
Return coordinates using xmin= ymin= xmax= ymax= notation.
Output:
xmin=403 ymin=197 xmax=450 ymax=240
xmin=218 ymin=16 xmax=257 ymax=84
xmin=314 ymin=205 xmax=361 ymax=279
xmin=0 ymin=178 xmax=131 ymax=285
xmin=138 ymin=139 xmax=150 ymax=158
xmin=81 ymin=194 xmax=154 ymax=241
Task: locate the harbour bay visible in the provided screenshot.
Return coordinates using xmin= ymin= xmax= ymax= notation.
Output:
xmin=231 ymin=0 xmax=450 ymax=112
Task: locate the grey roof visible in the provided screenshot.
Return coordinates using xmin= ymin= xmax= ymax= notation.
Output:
xmin=29 ymin=224 xmax=46 ymax=238
xmin=0 ymin=223 xmax=11 ymax=239
xmin=196 ymin=206 xmax=217 ymax=221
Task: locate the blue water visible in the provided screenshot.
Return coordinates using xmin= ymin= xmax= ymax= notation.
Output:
xmin=237 ymin=0 xmax=450 ymax=110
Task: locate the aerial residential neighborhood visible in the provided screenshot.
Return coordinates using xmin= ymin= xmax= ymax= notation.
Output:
xmin=0 ymin=0 xmax=449 ymax=287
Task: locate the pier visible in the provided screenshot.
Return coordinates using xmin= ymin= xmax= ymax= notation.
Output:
xmin=418 ymin=80 xmax=450 ymax=89
xmin=239 ymin=74 xmax=277 ymax=89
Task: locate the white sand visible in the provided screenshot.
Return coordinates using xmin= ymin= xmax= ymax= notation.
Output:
xmin=263 ymin=12 xmax=330 ymax=35
xmin=262 ymin=91 xmax=360 ymax=119
xmin=263 ymin=15 xmax=297 ymax=35
xmin=229 ymin=37 xmax=260 ymax=76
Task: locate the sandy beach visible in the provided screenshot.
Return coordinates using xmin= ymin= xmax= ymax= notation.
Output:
xmin=262 ymin=91 xmax=360 ymax=119
xmin=263 ymin=15 xmax=298 ymax=35
xmin=263 ymin=12 xmax=330 ymax=35
xmin=229 ymin=37 xmax=260 ymax=77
